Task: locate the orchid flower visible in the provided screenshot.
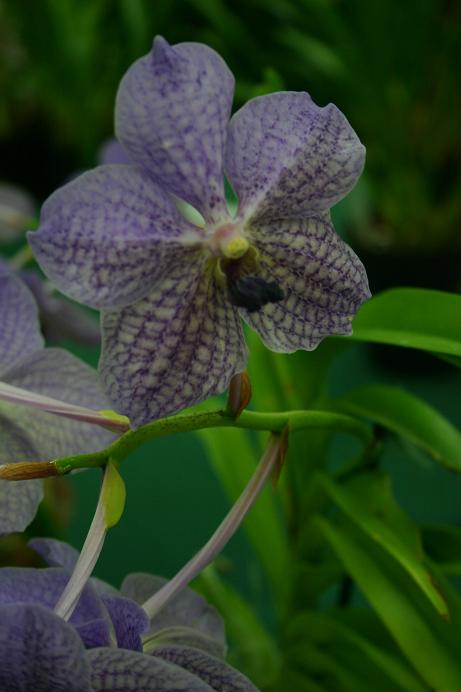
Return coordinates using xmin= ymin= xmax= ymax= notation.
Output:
xmin=30 ymin=36 xmax=370 ymax=428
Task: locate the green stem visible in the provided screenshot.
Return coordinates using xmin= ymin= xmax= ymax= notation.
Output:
xmin=54 ymin=407 xmax=373 ymax=475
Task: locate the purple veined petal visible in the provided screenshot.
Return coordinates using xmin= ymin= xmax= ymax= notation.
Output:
xmin=29 ymin=537 xmax=79 ymax=571
xmin=0 ymin=417 xmax=43 ymax=535
xmin=101 ymin=594 xmax=150 ymax=651
xmin=0 ymin=566 xmax=111 ymax=648
xmin=100 ymin=255 xmax=248 ymax=427
xmin=97 ymin=138 xmax=132 ymax=165
xmin=225 ymin=92 xmax=365 ymax=223
xmin=2 ymin=348 xmax=117 ymax=459
xmin=242 ymin=214 xmax=370 ymax=353
xmin=153 ymin=645 xmax=259 ymax=692
xmin=144 ymin=626 xmax=226 ymax=660
xmin=0 ymin=261 xmax=43 ymax=377
xmin=20 ymin=270 xmax=101 ymax=347
xmin=29 ymin=164 xmax=204 ymax=311
xmin=0 ymin=603 xmax=92 ymax=692
xmin=115 ymin=36 xmax=234 ymax=224
xmin=88 ymin=647 xmax=214 ymax=691
xmin=121 ymin=573 xmax=226 ymax=646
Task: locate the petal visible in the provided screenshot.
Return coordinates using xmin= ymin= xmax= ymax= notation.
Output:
xmin=115 ymin=36 xmax=234 ymax=223
xmin=153 ymin=646 xmax=259 ymax=691
xmin=243 ymin=214 xmax=370 ymax=352
xmin=225 ymin=92 xmax=365 ymax=221
xmin=101 ymin=594 xmax=149 ymax=651
xmin=29 ymin=164 xmax=203 ymax=310
xmin=100 ymin=257 xmax=248 ymax=426
xmin=0 ymin=603 xmax=91 ymax=692
xmin=3 ymin=348 xmax=115 ymax=458
xmin=98 ymin=138 xmax=132 ymax=165
xmin=145 ymin=626 xmax=226 ymax=660
xmin=0 ymin=566 xmax=111 ymax=648
xmin=0 ymin=417 xmax=43 ymax=535
xmin=88 ymin=647 xmax=214 ymax=691
xmin=121 ymin=573 xmax=226 ymax=645
xmin=0 ymin=261 xmax=43 ymax=377
xmin=29 ymin=537 xmax=79 ymax=571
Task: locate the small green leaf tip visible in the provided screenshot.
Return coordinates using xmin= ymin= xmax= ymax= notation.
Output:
xmin=102 ymin=460 xmax=126 ymax=528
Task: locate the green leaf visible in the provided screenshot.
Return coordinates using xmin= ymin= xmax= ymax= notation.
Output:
xmin=287 ymin=611 xmax=427 ymax=692
xmin=195 ymin=566 xmax=281 ymax=688
xmin=348 ymin=288 xmax=461 ymax=357
xmin=422 ymin=524 xmax=461 ymax=575
xmin=334 ymin=384 xmax=461 ymax=472
xmin=196 ymin=427 xmax=290 ymax=611
xmin=316 ymin=516 xmax=461 ymax=691
xmin=317 ymin=471 xmax=448 ymax=617
xmin=101 ymin=460 xmax=126 ymax=528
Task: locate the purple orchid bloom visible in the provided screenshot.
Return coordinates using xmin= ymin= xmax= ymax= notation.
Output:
xmin=0 ymin=537 xmax=258 ymax=691
xmin=0 ymin=262 xmax=115 ymax=534
xmin=30 ymin=36 xmax=370 ymax=427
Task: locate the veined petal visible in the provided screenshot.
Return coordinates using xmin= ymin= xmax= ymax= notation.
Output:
xmin=0 ymin=418 xmax=43 ymax=535
xmin=121 ymin=573 xmax=225 ymax=645
xmin=153 ymin=646 xmax=259 ymax=691
xmin=29 ymin=165 xmax=203 ymax=310
xmin=101 ymin=594 xmax=149 ymax=651
xmin=0 ymin=261 xmax=43 ymax=377
xmin=2 ymin=348 xmax=116 ymax=458
xmin=225 ymin=92 xmax=365 ymax=222
xmin=88 ymin=647 xmax=213 ymax=691
xmin=29 ymin=537 xmax=79 ymax=571
xmin=100 ymin=258 xmax=248 ymax=427
xmin=115 ymin=36 xmax=234 ymax=224
xmin=0 ymin=603 xmax=91 ymax=692
xmin=243 ymin=214 xmax=370 ymax=352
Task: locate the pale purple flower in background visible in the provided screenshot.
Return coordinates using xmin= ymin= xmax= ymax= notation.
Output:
xmin=0 ymin=262 xmax=116 ymax=534
xmin=30 ymin=36 xmax=370 ymax=427
xmin=0 ymin=537 xmax=258 ymax=691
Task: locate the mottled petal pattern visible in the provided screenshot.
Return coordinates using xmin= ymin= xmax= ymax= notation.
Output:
xmin=0 ymin=261 xmax=43 ymax=377
xmin=153 ymin=646 xmax=259 ymax=691
xmin=100 ymin=258 xmax=248 ymax=426
xmin=29 ymin=165 xmax=203 ymax=310
xmin=0 ymin=418 xmax=43 ymax=535
xmin=243 ymin=214 xmax=370 ymax=352
xmin=88 ymin=647 xmax=214 ymax=691
xmin=121 ymin=573 xmax=226 ymax=645
xmin=101 ymin=594 xmax=149 ymax=651
xmin=3 ymin=348 xmax=115 ymax=458
xmin=116 ymin=36 xmax=234 ymax=223
xmin=225 ymin=92 xmax=365 ymax=222
xmin=0 ymin=603 xmax=91 ymax=692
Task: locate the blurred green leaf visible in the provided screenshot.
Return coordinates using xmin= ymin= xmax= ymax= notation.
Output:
xmin=317 ymin=471 xmax=448 ymax=617
xmin=422 ymin=525 xmax=461 ymax=575
xmin=348 ymin=289 xmax=461 ymax=357
xmin=316 ymin=516 xmax=461 ymax=691
xmin=334 ymin=384 xmax=461 ymax=472
xmin=287 ymin=611 xmax=427 ymax=692
xmin=195 ymin=566 xmax=281 ymax=688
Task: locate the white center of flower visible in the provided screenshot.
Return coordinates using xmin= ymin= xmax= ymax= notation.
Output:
xmin=209 ymin=223 xmax=249 ymax=259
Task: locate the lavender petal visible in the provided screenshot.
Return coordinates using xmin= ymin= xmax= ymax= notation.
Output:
xmin=101 ymin=594 xmax=150 ymax=651
xmin=3 ymin=348 xmax=115 ymax=458
xmin=153 ymin=646 xmax=259 ymax=691
xmin=100 ymin=258 xmax=248 ymax=427
xmin=88 ymin=647 xmax=214 ymax=691
xmin=243 ymin=213 xmax=370 ymax=352
xmin=0 ymin=418 xmax=43 ymax=535
xmin=225 ymin=92 xmax=365 ymax=222
xmin=0 ymin=261 xmax=43 ymax=377
xmin=29 ymin=164 xmax=203 ymax=310
xmin=98 ymin=138 xmax=132 ymax=165
xmin=121 ymin=573 xmax=226 ymax=645
xmin=0 ymin=603 xmax=91 ymax=692
xmin=115 ymin=36 xmax=234 ymax=224
xmin=29 ymin=537 xmax=80 ymax=571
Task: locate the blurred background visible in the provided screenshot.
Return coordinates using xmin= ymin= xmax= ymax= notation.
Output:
xmin=1 ymin=0 xmax=461 ymax=684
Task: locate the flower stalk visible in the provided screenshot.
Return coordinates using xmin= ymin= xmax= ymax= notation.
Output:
xmin=142 ymin=431 xmax=286 ymax=620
